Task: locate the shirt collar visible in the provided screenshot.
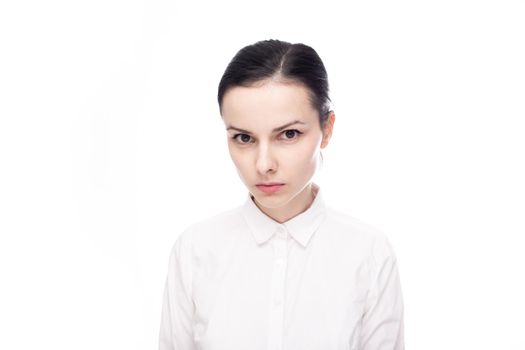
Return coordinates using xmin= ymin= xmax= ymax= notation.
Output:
xmin=240 ymin=182 xmax=327 ymax=248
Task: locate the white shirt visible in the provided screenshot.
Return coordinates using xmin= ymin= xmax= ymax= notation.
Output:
xmin=159 ymin=183 xmax=404 ymax=350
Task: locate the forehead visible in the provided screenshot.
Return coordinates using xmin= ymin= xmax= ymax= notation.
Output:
xmin=221 ymin=81 xmax=318 ymax=131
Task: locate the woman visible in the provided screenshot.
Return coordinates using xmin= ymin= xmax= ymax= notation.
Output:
xmin=159 ymin=39 xmax=404 ymax=350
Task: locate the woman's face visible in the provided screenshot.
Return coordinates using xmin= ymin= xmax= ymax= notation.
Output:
xmin=221 ymin=80 xmax=334 ymax=214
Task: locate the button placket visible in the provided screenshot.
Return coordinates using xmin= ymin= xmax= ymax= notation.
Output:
xmin=267 ymin=226 xmax=288 ymax=350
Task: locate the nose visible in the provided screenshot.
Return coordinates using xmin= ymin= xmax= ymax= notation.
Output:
xmin=255 ymin=141 xmax=277 ymax=175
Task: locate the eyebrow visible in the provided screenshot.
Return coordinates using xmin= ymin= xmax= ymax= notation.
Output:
xmin=226 ymin=120 xmax=306 ymax=134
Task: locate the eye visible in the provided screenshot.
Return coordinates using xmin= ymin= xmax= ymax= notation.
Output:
xmin=231 ymin=129 xmax=303 ymax=145
xmin=280 ymin=129 xmax=303 ymax=140
xmin=231 ymin=133 xmax=253 ymax=144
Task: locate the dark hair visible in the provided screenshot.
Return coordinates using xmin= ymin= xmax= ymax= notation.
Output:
xmin=217 ymin=39 xmax=332 ymax=129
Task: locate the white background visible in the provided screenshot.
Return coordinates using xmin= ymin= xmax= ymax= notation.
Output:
xmin=1 ymin=0 xmax=524 ymax=349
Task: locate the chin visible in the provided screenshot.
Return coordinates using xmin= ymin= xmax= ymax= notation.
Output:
xmin=254 ymin=192 xmax=291 ymax=208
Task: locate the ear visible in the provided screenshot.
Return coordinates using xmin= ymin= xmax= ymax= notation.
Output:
xmin=320 ymin=111 xmax=335 ymax=149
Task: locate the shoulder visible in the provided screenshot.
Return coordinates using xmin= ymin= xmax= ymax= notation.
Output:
xmin=324 ymin=205 xmax=397 ymax=261
xmin=173 ymin=205 xmax=245 ymax=250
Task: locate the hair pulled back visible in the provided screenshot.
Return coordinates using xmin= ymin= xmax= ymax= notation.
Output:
xmin=217 ymin=39 xmax=332 ymax=129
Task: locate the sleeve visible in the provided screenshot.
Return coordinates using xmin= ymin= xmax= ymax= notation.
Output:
xmin=359 ymin=234 xmax=405 ymax=350
xmin=159 ymin=233 xmax=197 ymax=350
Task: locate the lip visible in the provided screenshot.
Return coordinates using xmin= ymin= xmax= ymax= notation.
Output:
xmin=257 ymin=182 xmax=285 ymax=186
xmin=256 ymin=183 xmax=285 ymax=194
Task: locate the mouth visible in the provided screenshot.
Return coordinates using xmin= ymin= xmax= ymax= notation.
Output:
xmin=256 ymin=183 xmax=285 ymax=194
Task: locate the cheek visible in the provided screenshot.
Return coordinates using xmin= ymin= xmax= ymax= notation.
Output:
xmin=284 ymin=140 xmax=319 ymax=166
xmin=228 ymin=146 xmax=250 ymax=170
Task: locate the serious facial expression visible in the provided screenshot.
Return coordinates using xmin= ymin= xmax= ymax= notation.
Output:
xmin=221 ymin=80 xmax=329 ymax=209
